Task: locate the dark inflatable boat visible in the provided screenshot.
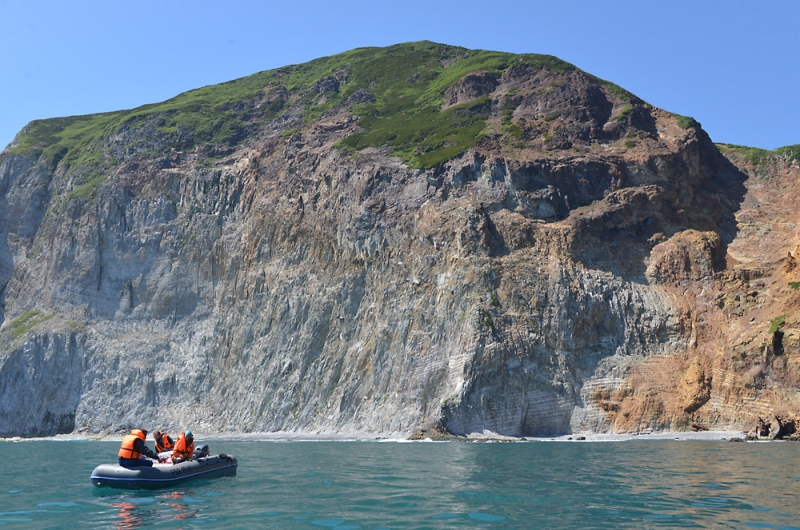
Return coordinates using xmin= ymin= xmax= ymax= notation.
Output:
xmin=91 ymin=454 xmax=237 ymax=489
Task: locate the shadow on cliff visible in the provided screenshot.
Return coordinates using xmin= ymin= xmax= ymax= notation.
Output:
xmin=712 ymin=155 xmax=750 ymax=254
xmin=566 ymin=150 xmax=749 ymax=283
xmin=440 ymin=150 xmax=750 ymax=437
xmin=0 ymin=234 xmax=11 ymax=327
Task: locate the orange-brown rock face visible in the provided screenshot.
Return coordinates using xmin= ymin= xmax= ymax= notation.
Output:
xmin=589 ymin=149 xmax=800 ymax=434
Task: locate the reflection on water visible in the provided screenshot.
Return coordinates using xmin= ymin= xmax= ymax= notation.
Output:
xmin=111 ymin=501 xmax=142 ymax=529
xmin=0 ymin=439 xmax=799 ymax=528
xmin=107 ymin=491 xmax=201 ymax=528
xmin=162 ymin=491 xmax=198 ymax=521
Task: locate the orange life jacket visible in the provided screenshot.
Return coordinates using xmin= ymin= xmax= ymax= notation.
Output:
xmin=155 ymin=433 xmax=174 ymax=453
xmin=118 ymin=429 xmax=146 ymax=459
xmin=171 ymin=432 xmax=195 ymax=461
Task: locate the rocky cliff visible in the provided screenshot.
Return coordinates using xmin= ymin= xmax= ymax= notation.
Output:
xmin=1 ymin=42 xmax=798 ymax=437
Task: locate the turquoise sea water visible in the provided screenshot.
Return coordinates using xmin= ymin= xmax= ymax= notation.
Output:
xmin=1 ymin=439 xmax=799 ymax=529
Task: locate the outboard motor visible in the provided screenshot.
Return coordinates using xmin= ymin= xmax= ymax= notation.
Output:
xmin=193 ymin=444 xmax=210 ymax=458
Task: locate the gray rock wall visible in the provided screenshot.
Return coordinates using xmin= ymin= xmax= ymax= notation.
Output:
xmin=0 ymin=330 xmax=83 ymax=436
xmin=0 ymin=112 xmax=737 ymax=437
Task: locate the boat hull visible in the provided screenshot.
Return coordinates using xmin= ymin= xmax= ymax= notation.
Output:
xmin=90 ymin=454 xmax=237 ymax=489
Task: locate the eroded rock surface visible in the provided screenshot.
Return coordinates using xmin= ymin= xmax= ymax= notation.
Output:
xmin=1 ymin=43 xmax=798 ymax=437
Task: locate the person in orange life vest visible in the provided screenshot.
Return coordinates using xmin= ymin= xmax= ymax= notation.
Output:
xmin=118 ymin=429 xmax=160 ymax=468
xmin=171 ymin=430 xmax=195 ymax=464
xmin=153 ymin=431 xmax=174 ymax=453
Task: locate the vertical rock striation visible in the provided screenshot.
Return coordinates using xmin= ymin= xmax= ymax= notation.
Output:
xmin=0 ymin=42 xmax=797 ymax=437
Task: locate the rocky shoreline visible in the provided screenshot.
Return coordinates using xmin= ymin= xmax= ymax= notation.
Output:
xmin=1 ymin=429 xmax=769 ymax=443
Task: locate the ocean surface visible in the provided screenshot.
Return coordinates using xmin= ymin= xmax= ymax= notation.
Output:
xmin=1 ymin=438 xmax=799 ymax=529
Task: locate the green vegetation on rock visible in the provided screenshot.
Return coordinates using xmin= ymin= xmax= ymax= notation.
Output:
xmin=490 ymin=291 xmax=501 ymax=308
xmin=3 ymin=310 xmax=54 ymax=339
xmin=769 ymin=315 xmax=786 ymax=334
xmin=342 ymin=95 xmax=492 ymax=167
xmin=715 ymin=143 xmax=800 ymax=170
xmin=775 ymin=144 xmax=800 ymax=165
xmin=614 ymin=105 xmax=633 ymax=122
xmin=69 ymin=172 xmax=109 ymax=199
xmin=480 ymin=310 xmax=495 ymax=331
xmin=67 ymin=320 xmax=88 ymax=332
xmin=5 ymin=41 xmax=583 ymax=174
xmin=333 ymin=43 xmax=574 ymax=167
xmin=716 ymin=143 xmax=771 ymax=165
xmin=587 ymin=75 xmax=632 ymax=101
xmin=10 ymin=41 xmax=675 ymax=180
xmin=673 ymin=114 xmax=700 ymax=129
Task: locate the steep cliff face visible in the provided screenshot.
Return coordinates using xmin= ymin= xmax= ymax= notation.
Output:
xmin=596 ymin=145 xmax=800 ymax=434
xmin=0 ymin=42 xmax=797 ymax=437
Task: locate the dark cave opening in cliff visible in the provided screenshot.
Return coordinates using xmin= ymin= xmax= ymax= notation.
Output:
xmin=773 ymin=330 xmax=784 ymax=356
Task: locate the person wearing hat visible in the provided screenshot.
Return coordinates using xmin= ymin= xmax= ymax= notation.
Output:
xmin=118 ymin=429 xmax=160 ymax=468
xmin=170 ymin=430 xmax=195 ymax=464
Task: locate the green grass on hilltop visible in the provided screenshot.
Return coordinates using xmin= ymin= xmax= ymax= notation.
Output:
xmin=271 ymin=41 xmax=578 ymax=167
xmin=587 ymin=75 xmax=632 ymax=101
xmin=8 ymin=41 xmax=615 ymax=177
xmin=775 ymin=144 xmax=800 ymax=164
xmin=715 ymin=143 xmax=800 ymax=167
xmin=673 ymin=114 xmax=700 ymax=129
xmin=716 ymin=143 xmax=771 ymax=165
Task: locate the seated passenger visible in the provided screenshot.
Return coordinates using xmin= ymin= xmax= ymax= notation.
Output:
xmin=171 ymin=430 xmax=195 ymax=464
xmin=153 ymin=431 xmax=175 ymax=453
xmin=118 ymin=429 xmax=160 ymax=468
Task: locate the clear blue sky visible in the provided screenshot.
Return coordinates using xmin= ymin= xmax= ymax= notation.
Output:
xmin=1 ymin=0 xmax=798 ymax=151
